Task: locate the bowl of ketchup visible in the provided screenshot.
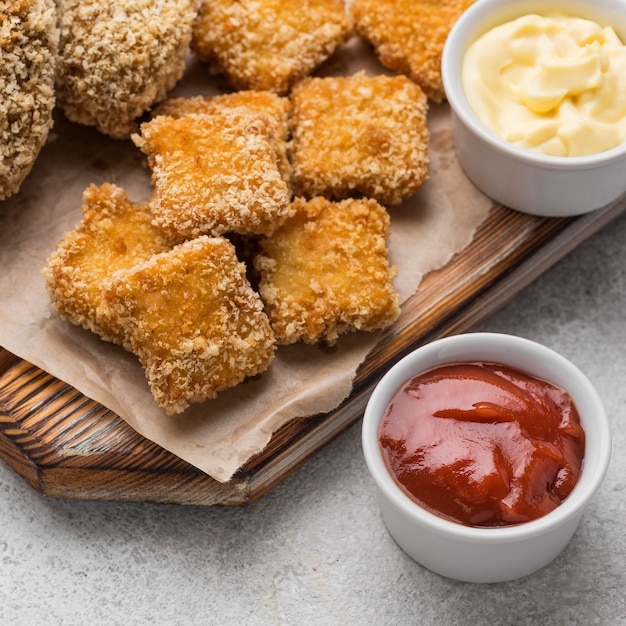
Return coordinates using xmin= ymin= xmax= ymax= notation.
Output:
xmin=362 ymin=332 xmax=611 ymax=583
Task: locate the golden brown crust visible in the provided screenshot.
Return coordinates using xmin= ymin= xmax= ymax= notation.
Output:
xmin=56 ymin=0 xmax=197 ymax=139
xmin=255 ymin=196 xmax=400 ymax=346
xmin=42 ymin=183 xmax=172 ymax=344
xmin=0 ymin=0 xmax=58 ymax=200
xmin=133 ymin=111 xmax=293 ymax=240
xmin=290 ymin=72 xmax=430 ymax=205
xmin=191 ymin=0 xmax=353 ymax=94
xmin=105 ymin=236 xmax=276 ymax=415
xmin=351 ymin=0 xmax=477 ymax=103
xmin=152 ymin=91 xmax=292 ymax=185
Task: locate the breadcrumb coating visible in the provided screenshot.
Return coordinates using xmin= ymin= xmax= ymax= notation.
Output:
xmin=152 ymin=90 xmax=292 ymax=185
xmin=55 ymin=0 xmax=197 ymax=139
xmin=42 ymin=183 xmax=172 ymax=344
xmin=290 ymin=72 xmax=430 ymax=205
xmin=133 ymin=111 xmax=293 ymax=239
xmin=0 ymin=0 xmax=58 ymax=201
xmin=255 ymin=196 xmax=400 ymax=346
xmin=352 ymin=0 xmax=476 ymax=103
xmin=191 ymin=0 xmax=353 ymax=94
xmin=105 ymin=236 xmax=276 ymax=415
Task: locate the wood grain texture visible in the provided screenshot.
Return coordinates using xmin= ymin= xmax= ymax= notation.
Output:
xmin=1 ymin=199 xmax=625 ymax=506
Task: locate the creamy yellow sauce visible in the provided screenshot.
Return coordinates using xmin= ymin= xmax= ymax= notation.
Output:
xmin=462 ymin=14 xmax=626 ymax=156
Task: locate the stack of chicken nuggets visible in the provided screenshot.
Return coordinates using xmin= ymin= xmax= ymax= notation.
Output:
xmin=44 ymin=0 xmax=441 ymax=416
xmin=45 ymin=90 xmax=294 ymax=415
xmin=44 ymin=182 xmax=277 ymax=416
xmin=255 ymin=71 xmax=431 ymax=346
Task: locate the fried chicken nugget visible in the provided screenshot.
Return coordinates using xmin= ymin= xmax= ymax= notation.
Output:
xmin=191 ymin=0 xmax=353 ymax=94
xmin=43 ymin=183 xmax=172 ymax=344
xmin=0 ymin=0 xmax=58 ymax=201
xmin=152 ymin=91 xmax=292 ymax=184
xmin=105 ymin=236 xmax=276 ymax=415
xmin=254 ymin=196 xmax=400 ymax=346
xmin=352 ymin=0 xmax=476 ymax=103
xmin=290 ymin=72 xmax=429 ymax=206
xmin=55 ymin=0 xmax=197 ymax=139
xmin=133 ymin=112 xmax=293 ymax=239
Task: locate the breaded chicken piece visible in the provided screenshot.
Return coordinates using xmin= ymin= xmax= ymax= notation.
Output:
xmin=133 ymin=112 xmax=293 ymax=240
xmin=43 ymin=183 xmax=172 ymax=344
xmin=55 ymin=0 xmax=197 ymax=139
xmin=152 ymin=91 xmax=292 ymax=184
xmin=254 ymin=196 xmax=400 ymax=346
xmin=0 ymin=0 xmax=58 ymax=201
xmin=105 ymin=236 xmax=276 ymax=415
xmin=290 ymin=72 xmax=430 ymax=206
xmin=352 ymin=0 xmax=476 ymax=103
xmin=191 ymin=0 xmax=353 ymax=95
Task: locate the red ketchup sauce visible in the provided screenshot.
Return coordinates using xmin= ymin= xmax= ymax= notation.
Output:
xmin=378 ymin=361 xmax=586 ymax=527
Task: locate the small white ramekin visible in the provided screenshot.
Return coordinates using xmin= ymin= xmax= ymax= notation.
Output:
xmin=441 ymin=0 xmax=626 ymax=217
xmin=362 ymin=333 xmax=611 ymax=583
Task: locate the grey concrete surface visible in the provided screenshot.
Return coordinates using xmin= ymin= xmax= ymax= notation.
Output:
xmin=1 ymin=208 xmax=625 ymax=625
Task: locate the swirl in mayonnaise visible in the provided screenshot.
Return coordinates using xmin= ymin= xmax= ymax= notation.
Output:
xmin=462 ymin=14 xmax=626 ymax=156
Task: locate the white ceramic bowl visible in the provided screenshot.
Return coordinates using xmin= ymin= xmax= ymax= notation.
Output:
xmin=441 ymin=0 xmax=626 ymax=217
xmin=362 ymin=332 xmax=611 ymax=583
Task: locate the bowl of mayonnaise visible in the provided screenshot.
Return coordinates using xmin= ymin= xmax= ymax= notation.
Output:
xmin=441 ymin=0 xmax=626 ymax=217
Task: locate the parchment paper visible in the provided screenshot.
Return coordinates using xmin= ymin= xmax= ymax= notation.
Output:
xmin=0 ymin=39 xmax=493 ymax=483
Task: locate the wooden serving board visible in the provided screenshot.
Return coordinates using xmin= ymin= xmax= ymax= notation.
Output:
xmin=1 ymin=198 xmax=625 ymax=506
